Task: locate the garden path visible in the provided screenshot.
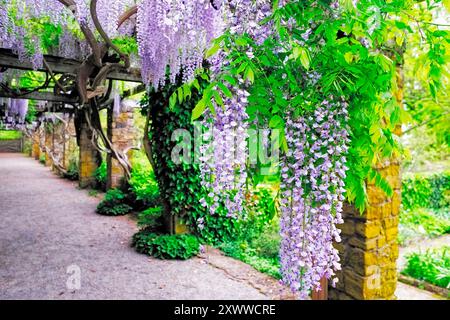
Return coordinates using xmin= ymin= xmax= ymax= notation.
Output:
xmin=0 ymin=153 xmax=288 ymax=300
xmin=398 ymin=234 xmax=450 ymax=271
xmin=395 ymin=234 xmax=449 ymax=300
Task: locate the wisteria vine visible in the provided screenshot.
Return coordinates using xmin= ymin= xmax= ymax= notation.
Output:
xmin=280 ymin=98 xmax=349 ymax=298
xmin=198 ymin=0 xmax=272 ymax=218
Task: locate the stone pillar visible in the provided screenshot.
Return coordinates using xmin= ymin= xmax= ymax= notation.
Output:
xmin=39 ymin=127 xmax=45 ymax=161
xmin=106 ymin=109 xmax=135 ymax=189
xmin=52 ymin=121 xmax=66 ymax=175
xmin=329 ymin=161 xmax=401 ymax=300
xmin=32 ymin=131 xmax=40 ymax=160
xmin=329 ymin=64 xmax=403 ymax=301
xmin=63 ymin=119 xmax=77 ymax=169
xmin=44 ymin=127 xmax=53 ymax=167
xmin=79 ymin=119 xmax=101 ymax=188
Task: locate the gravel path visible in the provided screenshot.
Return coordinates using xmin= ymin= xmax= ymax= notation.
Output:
xmin=397 ymin=234 xmax=450 ymax=271
xmin=0 ymin=153 xmax=277 ymax=300
xmin=395 ymin=234 xmax=449 ymax=300
xmin=395 ymin=282 xmax=444 ymax=300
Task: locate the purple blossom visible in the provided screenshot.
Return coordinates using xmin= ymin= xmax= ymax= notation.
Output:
xmin=280 ymin=98 xmax=349 ymax=298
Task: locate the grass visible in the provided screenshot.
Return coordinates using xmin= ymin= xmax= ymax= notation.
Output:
xmin=88 ymin=190 xmax=99 ymax=197
xmin=399 ymin=208 xmax=450 ymax=246
xmin=218 ymin=220 xmax=281 ymax=279
xmin=39 ymin=154 xmax=46 ymax=164
xmin=219 ymin=241 xmax=281 ymax=279
xmin=401 ymin=246 xmax=450 ymax=289
xmin=0 ymin=130 xmax=22 ymax=140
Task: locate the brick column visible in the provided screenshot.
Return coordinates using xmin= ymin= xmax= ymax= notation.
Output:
xmin=39 ymin=127 xmax=45 ymax=160
xmin=329 ymin=64 xmax=403 ymax=300
xmin=106 ymin=108 xmax=135 ymax=189
xmin=52 ymin=121 xmax=65 ymax=175
xmin=44 ymin=127 xmax=53 ymax=167
xmin=329 ymin=161 xmax=401 ymax=300
xmin=32 ymin=130 xmax=40 ymax=160
xmin=79 ymin=119 xmax=101 ymax=188
xmin=63 ymin=119 xmax=77 ymax=169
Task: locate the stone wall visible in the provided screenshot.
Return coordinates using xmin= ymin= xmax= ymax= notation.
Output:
xmin=63 ymin=119 xmax=77 ymax=170
xmin=329 ymin=161 xmax=401 ymax=300
xmin=44 ymin=127 xmax=53 ymax=167
xmin=79 ymin=119 xmax=101 ymax=188
xmin=52 ymin=121 xmax=66 ymax=175
xmin=107 ymin=109 xmax=136 ymax=189
xmin=32 ymin=131 xmax=40 ymax=160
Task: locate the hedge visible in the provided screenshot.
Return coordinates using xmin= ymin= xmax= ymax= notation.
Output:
xmin=402 ymin=172 xmax=450 ymax=210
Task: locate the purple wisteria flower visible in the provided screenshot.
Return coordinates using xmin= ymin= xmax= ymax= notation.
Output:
xmin=280 ymin=98 xmax=350 ymax=298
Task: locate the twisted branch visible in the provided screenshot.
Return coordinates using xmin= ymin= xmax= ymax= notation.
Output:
xmin=90 ymin=0 xmax=130 ymax=69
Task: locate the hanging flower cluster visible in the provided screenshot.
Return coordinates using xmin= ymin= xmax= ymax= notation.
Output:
xmin=198 ymin=88 xmax=249 ymax=217
xmin=137 ymin=0 xmax=221 ymax=87
xmin=0 ymin=98 xmax=29 ymax=128
xmin=0 ymin=0 xmax=134 ymax=67
xmin=279 ymin=98 xmax=350 ymax=298
xmin=198 ymin=0 xmax=273 ymax=217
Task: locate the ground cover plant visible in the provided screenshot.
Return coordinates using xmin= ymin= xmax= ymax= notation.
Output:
xmin=402 ymin=246 xmax=450 ymax=290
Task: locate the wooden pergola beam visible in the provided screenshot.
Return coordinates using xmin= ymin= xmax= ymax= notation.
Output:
xmin=0 ymin=48 xmax=142 ymax=83
xmin=0 ymin=90 xmax=77 ymax=103
xmin=36 ymin=106 xmax=76 ymax=114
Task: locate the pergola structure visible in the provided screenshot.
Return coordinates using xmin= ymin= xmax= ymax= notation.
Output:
xmin=0 ymin=47 xmax=145 ymax=189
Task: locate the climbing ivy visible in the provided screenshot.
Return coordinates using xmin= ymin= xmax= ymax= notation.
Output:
xmin=140 ymin=75 xmax=240 ymax=243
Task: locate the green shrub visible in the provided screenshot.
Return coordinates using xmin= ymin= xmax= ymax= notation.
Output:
xmin=219 ymin=241 xmax=281 ymax=279
xmin=240 ymin=188 xmax=278 ymax=240
xmin=250 ymin=221 xmax=280 ymax=260
xmin=402 ymin=246 xmax=450 ymax=289
xmin=402 ymin=172 xmax=450 ymax=210
xmin=96 ymin=189 xmax=133 ymax=216
xmin=94 ymin=161 xmax=107 ymax=190
xmin=400 ymin=208 xmax=450 ymax=237
xmin=129 ymin=165 xmax=160 ymax=207
xmin=39 ymin=154 xmax=46 ymax=164
xmin=23 ymin=139 xmax=32 ymax=155
xmin=132 ymin=231 xmax=200 ymax=259
xmin=137 ymin=206 xmax=163 ymax=229
xmin=0 ymin=130 xmax=22 ymax=140
xmin=63 ymin=157 xmax=79 ymax=181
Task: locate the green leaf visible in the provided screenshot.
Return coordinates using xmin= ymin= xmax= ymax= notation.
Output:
xmin=183 ymin=84 xmax=191 ymax=100
xmin=235 ymin=36 xmax=248 ymax=46
xmin=223 ymin=75 xmax=237 ymax=86
xmin=244 ymin=66 xmax=255 ymax=83
xmin=192 ymin=79 xmax=200 ymax=91
xmin=269 ymin=115 xmax=284 ymax=129
xmin=344 ymin=52 xmax=354 ymax=64
xmin=192 ymin=98 xmax=207 ymax=121
xmin=217 ymin=82 xmax=233 ymax=98
xmin=177 ymin=87 xmax=183 ymax=104
xmin=236 ymin=61 xmax=248 ymax=74
xmin=213 ymin=90 xmax=224 ymax=107
xmin=299 ymin=47 xmax=310 ymax=70
xmin=169 ymin=92 xmax=177 ymax=110
xmin=205 ymin=42 xmax=221 ymax=58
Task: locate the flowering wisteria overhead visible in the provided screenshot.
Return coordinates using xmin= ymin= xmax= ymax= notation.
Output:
xmin=137 ymin=0 xmax=222 ymax=87
xmin=280 ymin=99 xmax=349 ymax=298
xmin=198 ymin=0 xmax=273 ymax=218
xmin=0 ymin=97 xmax=29 ymax=128
xmin=0 ymin=0 xmax=222 ymax=87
